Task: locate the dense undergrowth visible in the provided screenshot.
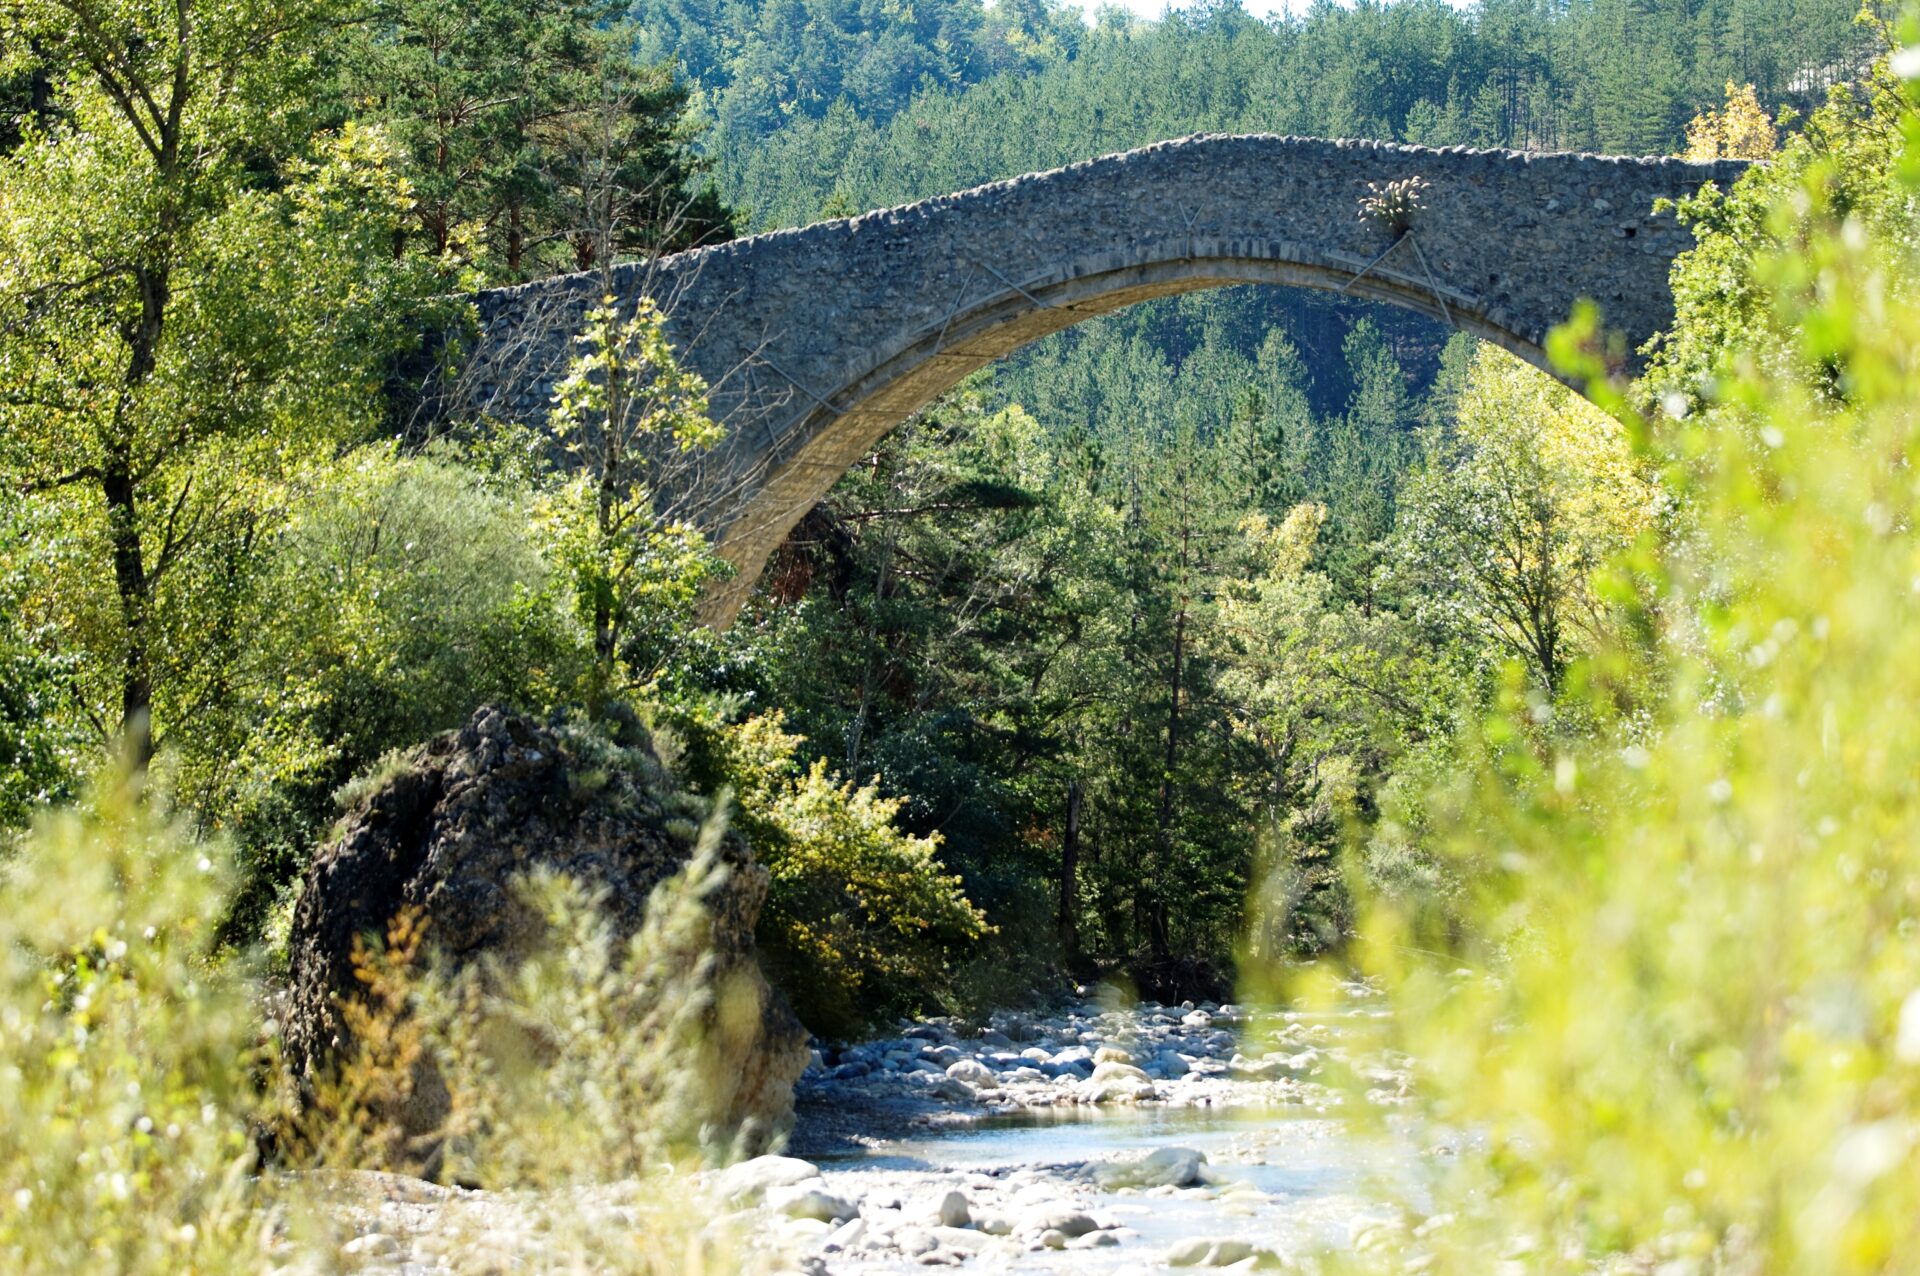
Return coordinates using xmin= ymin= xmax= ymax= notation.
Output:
xmin=0 ymin=774 xmax=771 ymax=1274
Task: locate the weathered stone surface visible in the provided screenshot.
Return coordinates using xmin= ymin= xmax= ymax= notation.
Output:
xmin=1092 ymin=1145 xmax=1209 ymax=1190
xmin=283 ymin=705 xmax=809 ymax=1160
xmin=444 ymin=135 xmax=1746 ymax=624
xmin=714 ymin=1155 xmax=821 ymax=1206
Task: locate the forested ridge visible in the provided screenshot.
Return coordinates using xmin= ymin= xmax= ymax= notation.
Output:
xmin=6 ymin=0 xmax=1920 ymax=1268
xmin=677 ymin=0 xmax=1869 ymax=226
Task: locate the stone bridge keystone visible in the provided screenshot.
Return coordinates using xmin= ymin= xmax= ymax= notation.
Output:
xmin=450 ymin=134 xmax=1747 ymax=624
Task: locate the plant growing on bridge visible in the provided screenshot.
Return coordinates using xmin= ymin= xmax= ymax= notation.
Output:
xmin=545 ymin=297 xmax=725 ymax=709
xmin=1358 ymin=175 xmax=1430 ymax=236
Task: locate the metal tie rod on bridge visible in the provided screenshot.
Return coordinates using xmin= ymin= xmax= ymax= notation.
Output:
xmin=1404 ymin=233 xmax=1455 ymax=329
xmin=972 ymin=258 xmax=1060 ymax=312
xmin=1339 ymin=232 xmax=1409 ymax=297
xmin=1340 ymin=230 xmax=1455 ymax=330
xmin=756 ymin=354 xmax=849 ymax=420
xmin=928 ymin=258 xmax=1059 ymax=358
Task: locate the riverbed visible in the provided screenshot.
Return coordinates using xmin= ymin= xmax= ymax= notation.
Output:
xmin=316 ymin=988 xmax=1431 ymax=1273
xmin=722 ymin=986 xmax=1428 ymax=1272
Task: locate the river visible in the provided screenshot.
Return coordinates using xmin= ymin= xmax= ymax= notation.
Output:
xmin=315 ymin=988 xmax=1431 ymax=1272
xmin=723 ymin=987 xmax=1429 ymax=1272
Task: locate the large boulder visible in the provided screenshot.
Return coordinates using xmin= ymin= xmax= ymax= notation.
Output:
xmin=283 ymin=705 xmax=809 ymax=1159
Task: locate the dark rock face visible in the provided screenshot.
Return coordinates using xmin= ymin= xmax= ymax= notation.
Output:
xmin=283 ymin=704 xmax=809 ymax=1156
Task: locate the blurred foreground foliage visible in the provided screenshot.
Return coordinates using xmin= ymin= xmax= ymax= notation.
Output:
xmin=1316 ymin=36 xmax=1920 ymax=1276
xmin=0 ymin=775 xmax=765 ymax=1274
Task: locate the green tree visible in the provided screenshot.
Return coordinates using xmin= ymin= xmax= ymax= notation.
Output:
xmin=206 ymin=447 xmax=590 ymax=941
xmin=348 ymin=0 xmax=732 ymax=280
xmin=1390 ymin=347 xmax=1655 ymax=697
xmin=0 ymin=0 xmax=427 ymax=771
xmin=543 ymin=298 xmax=724 ymax=709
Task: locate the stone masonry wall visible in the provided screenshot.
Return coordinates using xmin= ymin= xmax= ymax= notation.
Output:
xmin=444 ymin=134 xmax=1747 ymax=623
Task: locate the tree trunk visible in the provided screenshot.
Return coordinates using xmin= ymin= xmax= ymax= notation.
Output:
xmin=102 ymin=260 xmax=171 ymax=770
xmin=1060 ymin=779 xmax=1082 ymax=956
xmin=101 ymin=460 xmax=153 ymax=769
xmin=1150 ymin=601 xmax=1183 ymax=962
xmin=1144 ymin=483 xmax=1190 ymax=959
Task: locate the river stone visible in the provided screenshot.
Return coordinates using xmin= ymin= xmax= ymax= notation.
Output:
xmin=715 ymin=1155 xmax=821 ymax=1205
xmin=282 ymin=706 xmax=810 ymax=1171
xmin=783 ymin=1216 xmax=835 ymax=1243
xmin=920 ymin=1076 xmax=978 ymax=1103
xmin=946 ymin=1058 xmax=997 ymax=1087
xmin=1078 ymin=1074 xmax=1157 ymax=1103
xmin=1157 ymin=1052 xmax=1191 ymax=1077
xmin=822 ymin=1217 xmax=867 ymax=1252
xmin=930 ymin=1225 xmax=990 ymax=1251
xmin=1093 ymin=1145 xmax=1208 ymax=1190
xmin=1018 ymin=1206 xmax=1099 ymax=1238
xmin=1089 ymin=1061 xmax=1152 ymax=1084
xmin=341 ymin=1234 xmax=402 ymax=1259
xmin=1232 ymin=1055 xmax=1284 ymax=1080
xmin=1093 ymin=1046 xmax=1134 ymax=1065
xmin=937 ymin=1190 xmax=971 ymax=1228
xmin=767 ymin=1185 xmax=858 ymax=1223
xmin=1067 ymin=1231 xmax=1120 ymax=1249
xmin=1167 ymin=1237 xmax=1260 ymax=1267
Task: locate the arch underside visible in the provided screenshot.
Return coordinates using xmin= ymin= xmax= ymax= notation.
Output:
xmin=700 ymin=241 xmax=1549 ymax=624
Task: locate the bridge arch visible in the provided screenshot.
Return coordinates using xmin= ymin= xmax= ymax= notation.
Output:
xmin=453 ymin=134 xmax=1746 ymax=624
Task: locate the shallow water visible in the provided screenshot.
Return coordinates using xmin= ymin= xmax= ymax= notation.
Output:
xmin=812 ymin=1104 xmax=1417 ymax=1271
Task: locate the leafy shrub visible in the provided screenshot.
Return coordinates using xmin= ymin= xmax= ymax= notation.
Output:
xmin=0 ymin=775 xmax=769 ymax=1273
xmin=0 ymin=517 xmax=80 ymax=839
xmin=712 ymin=712 xmax=989 ymax=1036
xmin=0 ymin=782 xmax=271 ymax=1274
xmin=204 ymin=446 xmax=589 ymax=946
xmin=1336 ymin=51 xmax=1920 ymax=1276
xmin=295 ymin=829 xmax=767 ymax=1184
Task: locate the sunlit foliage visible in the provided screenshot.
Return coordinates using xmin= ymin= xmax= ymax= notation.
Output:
xmin=0 ymin=775 xmax=764 ymax=1273
xmin=1391 ymin=346 xmax=1659 ymax=698
xmin=1340 ymin=44 xmax=1920 ymax=1275
xmin=711 ymin=711 xmax=990 ymax=1036
xmin=0 ymin=783 xmax=273 ymax=1273
xmin=1683 ymin=80 xmax=1781 ymax=159
xmin=546 ymin=297 xmax=726 ymax=709
xmin=0 ymin=0 xmax=435 ymax=767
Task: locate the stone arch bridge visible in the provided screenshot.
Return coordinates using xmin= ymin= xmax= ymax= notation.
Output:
xmin=452 ymin=134 xmax=1746 ymax=624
